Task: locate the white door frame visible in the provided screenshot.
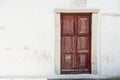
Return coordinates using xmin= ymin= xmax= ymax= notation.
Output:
xmin=55 ymin=9 xmax=99 ymax=74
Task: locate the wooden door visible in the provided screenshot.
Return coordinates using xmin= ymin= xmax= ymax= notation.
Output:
xmin=61 ymin=13 xmax=91 ymax=74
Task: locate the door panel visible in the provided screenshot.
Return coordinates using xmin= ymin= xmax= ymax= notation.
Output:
xmin=64 ymin=54 xmax=73 ymax=69
xmin=61 ymin=36 xmax=74 ymax=69
xmin=77 ymin=16 xmax=89 ymax=35
xmin=79 ymin=54 xmax=86 ymax=67
xmin=61 ymin=13 xmax=91 ymax=74
xmin=77 ymin=36 xmax=88 ymax=51
xmin=62 ymin=37 xmax=74 ymax=53
xmin=62 ymin=16 xmax=74 ymax=35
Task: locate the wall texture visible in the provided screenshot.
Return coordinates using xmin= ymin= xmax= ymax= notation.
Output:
xmin=100 ymin=15 xmax=120 ymax=77
xmin=0 ymin=0 xmax=120 ymax=78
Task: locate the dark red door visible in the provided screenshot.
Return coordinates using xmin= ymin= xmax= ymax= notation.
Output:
xmin=61 ymin=13 xmax=91 ymax=74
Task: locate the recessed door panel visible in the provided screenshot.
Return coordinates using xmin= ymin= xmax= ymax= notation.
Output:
xmin=62 ymin=16 xmax=74 ymax=35
xmin=77 ymin=17 xmax=89 ymax=35
xmin=77 ymin=36 xmax=88 ymax=51
xmin=62 ymin=37 xmax=74 ymax=53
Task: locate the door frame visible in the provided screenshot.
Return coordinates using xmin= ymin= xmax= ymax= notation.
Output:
xmin=55 ymin=9 xmax=99 ymax=74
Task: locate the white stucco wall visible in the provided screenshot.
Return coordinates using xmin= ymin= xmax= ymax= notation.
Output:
xmin=0 ymin=0 xmax=120 ymax=78
xmin=100 ymin=15 xmax=120 ymax=77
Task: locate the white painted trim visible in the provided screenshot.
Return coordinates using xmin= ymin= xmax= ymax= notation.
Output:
xmin=55 ymin=9 xmax=99 ymax=75
xmin=91 ymin=13 xmax=98 ymax=74
xmin=55 ymin=9 xmax=99 ymax=13
xmin=55 ymin=13 xmax=61 ymax=74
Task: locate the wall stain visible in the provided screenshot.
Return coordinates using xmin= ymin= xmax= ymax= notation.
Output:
xmin=17 ymin=56 xmax=22 ymax=59
xmin=34 ymin=50 xmax=51 ymax=62
xmin=5 ymin=48 xmax=11 ymax=51
xmin=23 ymin=46 xmax=29 ymax=50
xmin=0 ymin=26 xmax=6 ymax=30
xmin=106 ymin=56 xmax=109 ymax=63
